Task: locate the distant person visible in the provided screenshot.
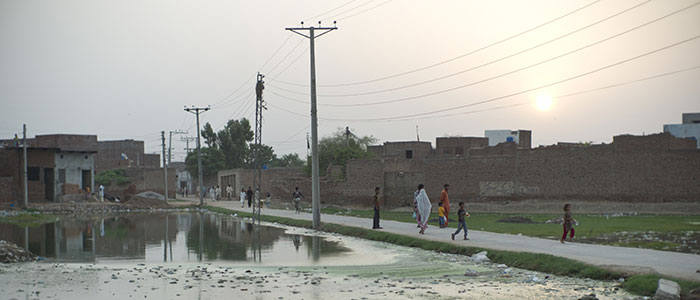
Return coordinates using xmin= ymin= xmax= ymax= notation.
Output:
xmin=372 ymin=187 xmax=382 ymax=229
xmin=99 ymin=184 xmax=105 ymax=202
xmin=441 ymin=184 xmax=451 ymax=226
xmin=413 ymin=189 xmax=420 ymax=228
xmin=226 ymin=184 xmax=233 ymax=200
xmin=209 ymin=186 xmax=216 ymax=202
xmin=184 ymin=187 xmax=188 ymax=198
xmin=196 ymin=186 xmax=201 ymax=198
xmin=85 ymin=186 xmax=91 ymax=200
xmin=561 ymin=203 xmax=576 ymax=243
xmin=438 ymin=202 xmax=446 ymax=228
xmin=451 ymin=202 xmax=470 ymax=240
xmin=266 ymin=192 xmax=271 ymax=207
xmin=216 ymin=185 xmax=221 ymax=201
xmin=246 ymin=187 xmax=253 ymax=208
xmin=292 ymin=187 xmax=303 ymax=214
xmin=239 ymin=188 xmax=246 ymax=208
xmin=415 ymin=184 xmax=431 ymax=234
xmin=13 ymin=134 xmax=19 ymax=147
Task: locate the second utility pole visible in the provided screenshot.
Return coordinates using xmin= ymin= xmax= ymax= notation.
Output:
xmin=161 ymin=131 xmax=168 ymax=202
xmin=286 ymin=21 xmax=337 ymax=229
xmin=185 ymin=105 xmax=210 ymax=206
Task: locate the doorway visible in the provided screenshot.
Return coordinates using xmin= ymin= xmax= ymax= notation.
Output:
xmin=81 ymin=170 xmax=91 ymax=191
xmin=45 ymin=168 xmax=54 ymax=201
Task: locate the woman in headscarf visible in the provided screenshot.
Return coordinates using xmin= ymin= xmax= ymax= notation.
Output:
xmin=415 ymin=184 xmax=432 ymax=234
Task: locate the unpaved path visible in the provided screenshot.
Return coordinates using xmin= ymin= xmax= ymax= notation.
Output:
xmin=206 ymin=200 xmax=700 ymax=282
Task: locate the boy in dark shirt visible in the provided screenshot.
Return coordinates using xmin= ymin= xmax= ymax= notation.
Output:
xmin=451 ymin=202 xmax=470 ymax=240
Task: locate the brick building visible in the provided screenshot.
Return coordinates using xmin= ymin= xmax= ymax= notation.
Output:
xmin=0 ymin=134 xmax=97 ymax=203
xmin=95 ymin=139 xmax=160 ymax=173
xmin=664 ymin=112 xmax=700 ymax=148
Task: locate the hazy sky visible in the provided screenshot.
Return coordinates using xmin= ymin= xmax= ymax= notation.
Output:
xmin=2 ymin=0 xmax=699 ymax=161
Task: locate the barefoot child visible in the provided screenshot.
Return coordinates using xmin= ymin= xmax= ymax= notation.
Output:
xmin=560 ymin=203 xmax=576 ymax=243
xmin=451 ymin=202 xmax=470 ymax=240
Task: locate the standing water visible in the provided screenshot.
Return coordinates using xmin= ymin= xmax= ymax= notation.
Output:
xmin=0 ymin=212 xmax=633 ymax=299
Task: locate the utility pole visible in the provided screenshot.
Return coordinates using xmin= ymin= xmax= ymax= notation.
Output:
xmin=22 ymin=124 xmax=28 ymax=208
xmin=253 ymin=73 xmax=266 ymax=225
xmin=286 ymin=21 xmax=337 ymax=229
xmin=168 ymin=130 xmax=187 ymax=165
xmin=185 ymin=106 xmax=210 ymax=206
xmin=161 ymin=131 xmax=168 ymax=202
xmin=181 ymin=136 xmax=196 ymax=153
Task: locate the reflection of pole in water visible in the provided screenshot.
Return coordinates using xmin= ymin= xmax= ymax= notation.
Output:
xmin=292 ymin=235 xmax=301 ymax=252
xmin=100 ymin=219 xmax=104 ymax=237
xmin=164 ymin=215 xmax=168 ymax=262
xmin=312 ymin=236 xmax=320 ymax=262
xmin=198 ymin=213 xmax=203 ymax=261
xmin=23 ymin=226 xmax=28 ymax=251
xmin=252 ymin=228 xmax=262 ymax=262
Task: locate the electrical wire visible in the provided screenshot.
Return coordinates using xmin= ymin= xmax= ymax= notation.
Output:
xmin=264 ymin=39 xmax=305 ymax=77
xmin=323 ymin=0 xmax=379 ymax=22
xmin=314 ymin=34 xmax=700 ymax=122
xmin=269 ymin=46 xmax=311 ymax=81
xmin=304 ymin=0 xmax=361 ymax=23
xmin=336 ymin=0 xmax=393 ymax=21
xmin=273 ymin=0 xmax=601 ymax=88
xmin=272 ymin=0 xmax=662 ymax=98
xmin=258 ymin=33 xmax=293 ymax=73
xmin=268 ymin=2 xmax=700 ymax=107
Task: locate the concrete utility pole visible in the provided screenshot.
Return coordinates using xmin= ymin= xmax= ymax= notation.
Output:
xmin=22 ymin=124 xmax=28 ymax=208
xmin=161 ymin=131 xmax=168 ymax=202
xmin=253 ymin=73 xmax=266 ymax=225
xmin=185 ymin=106 xmax=210 ymax=206
xmin=286 ymin=21 xmax=337 ymax=229
xmin=181 ymin=136 xmax=196 ymax=153
xmin=168 ymin=130 xmax=187 ymax=165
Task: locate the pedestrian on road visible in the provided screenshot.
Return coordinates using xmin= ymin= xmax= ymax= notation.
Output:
xmin=226 ymin=184 xmax=233 ymax=200
xmin=239 ymin=188 xmax=246 ymax=207
xmin=451 ymin=202 xmax=470 ymax=240
xmin=372 ymin=187 xmax=382 ymax=229
xmin=415 ymin=184 xmax=431 ymax=234
xmin=209 ymin=186 xmax=216 ymax=202
xmin=438 ymin=202 xmax=446 ymax=228
xmin=441 ymin=184 xmax=450 ymax=226
xmin=246 ymin=187 xmax=253 ymax=208
xmin=266 ymin=192 xmax=271 ymax=207
xmin=255 ymin=188 xmax=261 ymax=208
xmin=99 ymin=184 xmax=105 ymax=202
xmin=561 ymin=203 xmax=576 ymax=243
xmin=216 ymin=185 xmax=221 ymax=201
xmin=292 ymin=187 xmax=303 ymax=214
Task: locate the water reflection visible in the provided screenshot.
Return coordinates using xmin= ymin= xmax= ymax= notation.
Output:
xmin=0 ymin=213 xmax=349 ymax=264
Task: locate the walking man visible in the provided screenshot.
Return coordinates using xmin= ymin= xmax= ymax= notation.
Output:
xmin=292 ymin=187 xmax=303 ymax=214
xmin=226 ymin=184 xmax=233 ymax=200
xmin=372 ymin=187 xmax=382 ymax=229
xmin=440 ymin=184 xmax=451 ymax=226
xmin=99 ymin=184 xmax=105 ymax=203
xmin=246 ymin=187 xmax=253 ymax=208
xmin=239 ymin=188 xmax=246 ymax=207
xmin=451 ymin=202 xmax=470 ymax=240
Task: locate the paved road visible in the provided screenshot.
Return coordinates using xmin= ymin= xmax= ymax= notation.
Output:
xmin=201 ymin=200 xmax=700 ymax=282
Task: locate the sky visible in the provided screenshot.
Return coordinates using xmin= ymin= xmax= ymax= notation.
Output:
xmin=1 ymin=0 xmax=699 ymax=162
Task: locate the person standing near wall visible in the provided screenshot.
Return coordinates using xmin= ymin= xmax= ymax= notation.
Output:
xmin=440 ymin=184 xmax=450 ymax=227
xmin=239 ymin=188 xmax=246 ymax=207
xmin=215 ymin=185 xmax=221 ymax=201
xmin=372 ymin=187 xmax=382 ymax=229
xmin=99 ymin=184 xmax=105 ymax=202
xmin=226 ymin=184 xmax=233 ymax=200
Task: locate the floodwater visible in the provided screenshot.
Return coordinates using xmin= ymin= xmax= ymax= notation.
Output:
xmin=0 ymin=212 xmax=635 ymax=299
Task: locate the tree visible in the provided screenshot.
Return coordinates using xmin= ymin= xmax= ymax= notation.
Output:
xmin=246 ymin=144 xmax=276 ymax=168
xmin=271 ymin=153 xmax=305 ymax=168
xmin=217 ymin=118 xmax=254 ymax=169
xmin=305 ymin=127 xmax=377 ymax=176
xmin=185 ymin=147 xmax=225 ymax=177
xmin=201 ymin=123 xmax=217 ymax=148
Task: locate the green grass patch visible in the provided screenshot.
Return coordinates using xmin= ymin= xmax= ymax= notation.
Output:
xmin=321 ymin=208 xmax=699 ymax=240
xmin=0 ymin=213 xmax=58 ymax=227
xmin=623 ymin=274 xmax=700 ymax=296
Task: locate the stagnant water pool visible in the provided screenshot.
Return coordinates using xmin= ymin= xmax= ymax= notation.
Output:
xmin=0 ymin=212 xmax=635 ymax=299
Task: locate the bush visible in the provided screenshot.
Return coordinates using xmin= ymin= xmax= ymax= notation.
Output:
xmin=95 ymin=169 xmax=130 ymax=186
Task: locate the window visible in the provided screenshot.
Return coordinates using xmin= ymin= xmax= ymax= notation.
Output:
xmin=27 ymin=167 xmax=40 ymax=181
xmin=405 ymin=150 xmax=413 ymax=159
xmin=58 ymin=169 xmax=66 ymax=183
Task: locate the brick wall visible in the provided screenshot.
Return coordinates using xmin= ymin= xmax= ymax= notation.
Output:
xmin=143 ymin=154 xmax=160 ymax=168
xmin=35 ymin=135 xmax=97 ymax=152
xmin=435 ymin=137 xmax=488 ymax=156
xmin=96 ymin=140 xmax=145 ymax=172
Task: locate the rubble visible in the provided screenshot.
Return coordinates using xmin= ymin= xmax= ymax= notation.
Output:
xmin=0 ymin=240 xmax=36 ymax=263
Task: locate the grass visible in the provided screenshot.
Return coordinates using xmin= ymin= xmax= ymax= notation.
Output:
xmin=321 ymin=207 xmax=700 ymax=241
xmin=199 ymin=205 xmax=700 ymax=296
xmin=0 ymin=213 xmax=59 ymax=227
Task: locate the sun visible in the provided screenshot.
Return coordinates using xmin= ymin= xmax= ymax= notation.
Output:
xmin=536 ymin=94 xmax=554 ymax=111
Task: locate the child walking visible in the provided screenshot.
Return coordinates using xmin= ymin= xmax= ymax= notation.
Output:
xmin=451 ymin=202 xmax=470 ymax=240
xmin=438 ymin=202 xmax=446 ymax=228
xmin=561 ymin=203 xmax=576 ymax=243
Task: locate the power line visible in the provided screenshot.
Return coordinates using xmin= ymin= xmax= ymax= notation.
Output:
xmin=264 ymin=39 xmax=305 ymax=76
xmin=273 ymin=0 xmax=601 ymax=88
xmin=269 ymin=46 xmax=311 ymax=81
xmin=271 ymin=0 xmax=660 ymax=98
xmin=258 ymin=33 xmax=293 ymax=73
xmin=315 ymin=34 xmax=700 ymax=122
xmin=269 ymin=2 xmax=700 ymax=108
xmin=323 ymin=0 xmax=379 ymax=22
xmin=210 ymin=74 xmax=256 ymax=108
xmin=304 ymin=0 xmax=360 ymax=22
xmin=336 ymin=0 xmax=393 ymax=21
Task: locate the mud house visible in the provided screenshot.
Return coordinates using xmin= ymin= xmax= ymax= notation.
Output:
xmin=0 ymin=134 xmax=97 ymax=203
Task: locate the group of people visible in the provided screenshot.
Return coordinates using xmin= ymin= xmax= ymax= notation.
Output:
xmin=237 ymin=186 xmax=271 ymax=209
